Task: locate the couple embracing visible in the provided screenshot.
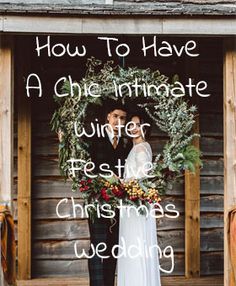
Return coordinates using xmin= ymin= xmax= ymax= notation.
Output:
xmin=88 ymin=102 xmax=161 ymax=286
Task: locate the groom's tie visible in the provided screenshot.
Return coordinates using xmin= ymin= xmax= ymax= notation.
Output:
xmin=112 ymin=135 xmax=118 ymax=149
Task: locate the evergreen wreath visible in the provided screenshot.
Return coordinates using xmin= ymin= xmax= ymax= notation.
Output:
xmin=50 ymin=57 xmax=202 ymax=198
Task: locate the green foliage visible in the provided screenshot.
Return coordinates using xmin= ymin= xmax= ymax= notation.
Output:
xmin=50 ymin=57 xmax=202 ymax=194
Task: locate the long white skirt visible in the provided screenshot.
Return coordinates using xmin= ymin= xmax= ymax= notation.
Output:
xmin=117 ymin=206 xmax=161 ymax=286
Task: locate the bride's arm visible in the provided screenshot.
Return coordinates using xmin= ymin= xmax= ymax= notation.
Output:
xmin=135 ymin=144 xmax=153 ymax=179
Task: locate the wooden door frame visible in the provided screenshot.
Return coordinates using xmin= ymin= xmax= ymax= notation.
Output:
xmin=223 ymin=38 xmax=236 ymax=286
xmin=0 ymin=35 xmax=14 ymax=209
xmin=17 ymin=36 xmax=32 ymax=280
xmin=0 ymin=26 xmax=235 ymax=285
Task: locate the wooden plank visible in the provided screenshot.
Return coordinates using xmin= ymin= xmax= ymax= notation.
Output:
xmin=24 ymin=252 xmax=223 ymax=277
xmin=14 ymin=205 xmax=224 ymax=229
xmin=0 ymin=2 xmax=235 ymax=16
xmin=16 ymin=275 xmax=224 ymax=286
xmin=200 ymin=229 xmax=223 ymax=251
xmin=201 ymin=252 xmax=224 ymax=275
xmin=0 ymin=0 xmax=235 ymax=4
xmin=32 ymin=113 xmax=224 ymax=139
xmin=200 ymin=176 xmax=223 ymax=195
xmin=32 ymin=240 xmax=91 ymax=259
xmin=15 ymin=178 xmax=80 ymax=199
xmin=1 ymin=16 xmax=236 ymax=35
xmin=122 ymin=0 xmax=235 ymax=2
xmin=31 ymin=259 xmax=88 ymax=278
xmin=200 ymin=213 xmax=224 ymax=228
xmin=185 ymin=116 xmax=200 ymax=277
xmin=200 ymin=159 xmax=224 ymax=176
xmin=31 ymin=229 xmax=223 ymax=260
xmin=163 ymin=274 xmax=222 ymax=285
xmin=200 ymin=195 xmax=224 ymax=212
xmin=17 ymin=277 xmax=90 ymax=286
xmin=12 ymin=195 xmax=224 ymax=220
xmin=31 ymin=254 xmax=185 ymax=276
xmin=32 ymin=157 xmax=61 ymax=176
xmin=31 ymin=137 xmax=166 ymax=156
xmin=12 ymin=175 xmax=223 ymax=199
xmin=32 ymin=220 xmax=89 ymax=240
xmin=200 ymin=137 xmax=223 ymax=157
xmin=200 ymin=113 xmax=223 ymax=136
xmin=19 ymin=221 xmax=223 ymax=246
xmin=31 ymin=136 xmax=223 ymax=157
xmin=17 ymin=37 xmax=32 ymax=280
xmin=0 ymin=35 xmax=14 ymax=207
xmin=31 ymin=157 xmax=223 ymax=177
xmin=12 ymin=175 xmax=224 ymax=199
xmin=223 ymin=38 xmax=236 ymax=286
xmin=14 ymin=207 xmax=224 ymax=231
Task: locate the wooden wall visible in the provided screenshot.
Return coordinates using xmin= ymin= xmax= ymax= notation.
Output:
xmin=13 ymin=36 xmax=223 ymax=277
xmin=0 ymin=0 xmax=235 ymax=16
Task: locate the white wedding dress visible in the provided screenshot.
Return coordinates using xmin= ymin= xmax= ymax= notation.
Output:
xmin=117 ymin=141 xmax=161 ymax=286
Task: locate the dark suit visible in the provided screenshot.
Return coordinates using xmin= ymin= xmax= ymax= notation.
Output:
xmin=88 ymin=131 xmax=131 ymax=286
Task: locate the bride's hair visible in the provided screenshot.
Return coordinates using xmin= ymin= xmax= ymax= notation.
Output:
xmin=129 ymin=110 xmax=152 ymax=139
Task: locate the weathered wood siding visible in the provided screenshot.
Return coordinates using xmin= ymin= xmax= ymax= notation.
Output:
xmin=0 ymin=0 xmax=235 ymax=16
xmin=13 ymin=36 xmax=223 ymax=277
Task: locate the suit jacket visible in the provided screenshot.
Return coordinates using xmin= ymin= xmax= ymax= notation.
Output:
xmin=89 ymin=132 xmax=132 ymax=177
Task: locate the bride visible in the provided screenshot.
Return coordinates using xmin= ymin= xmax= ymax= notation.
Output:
xmin=117 ymin=112 xmax=161 ymax=286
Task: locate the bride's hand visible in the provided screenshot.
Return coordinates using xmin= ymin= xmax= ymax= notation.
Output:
xmin=113 ymin=173 xmax=123 ymax=183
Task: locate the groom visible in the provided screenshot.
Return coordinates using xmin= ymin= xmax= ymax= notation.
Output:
xmin=88 ymin=102 xmax=131 ymax=286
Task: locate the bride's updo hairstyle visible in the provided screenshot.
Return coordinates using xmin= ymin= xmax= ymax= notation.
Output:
xmin=129 ymin=109 xmax=152 ymax=140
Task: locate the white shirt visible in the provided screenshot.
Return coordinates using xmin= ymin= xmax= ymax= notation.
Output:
xmin=105 ymin=127 xmax=120 ymax=145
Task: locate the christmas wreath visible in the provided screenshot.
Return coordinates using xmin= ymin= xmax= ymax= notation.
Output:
xmin=50 ymin=57 xmax=202 ymax=217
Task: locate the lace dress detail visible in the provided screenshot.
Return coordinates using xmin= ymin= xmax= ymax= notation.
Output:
xmin=117 ymin=142 xmax=161 ymax=286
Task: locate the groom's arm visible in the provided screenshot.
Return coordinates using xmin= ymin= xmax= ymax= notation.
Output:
xmin=88 ymin=137 xmax=100 ymax=174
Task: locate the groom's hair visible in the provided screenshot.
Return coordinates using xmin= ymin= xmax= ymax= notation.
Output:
xmin=105 ymin=101 xmax=128 ymax=114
